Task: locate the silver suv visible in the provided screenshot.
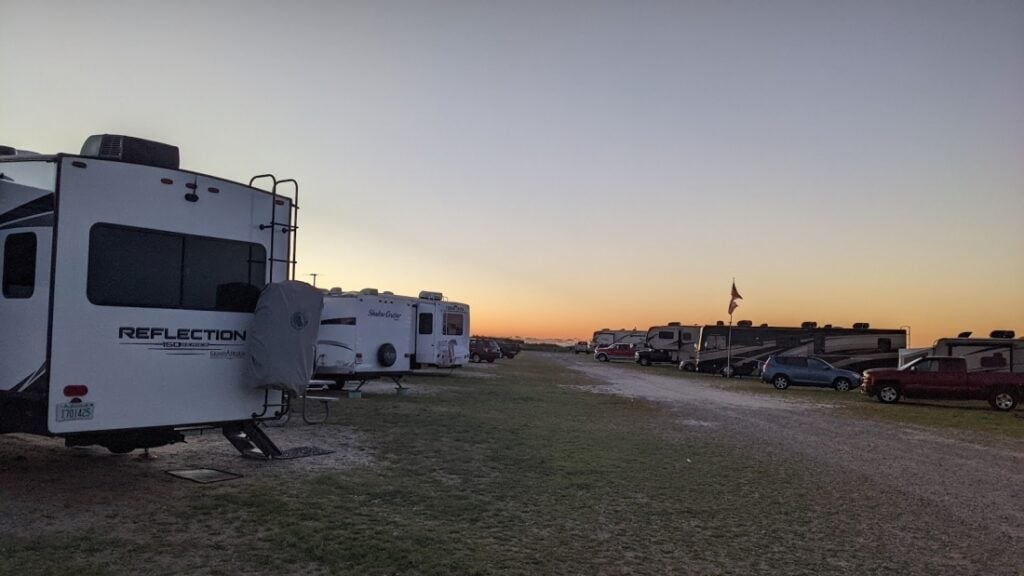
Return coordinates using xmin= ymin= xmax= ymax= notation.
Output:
xmin=760 ymin=356 xmax=861 ymax=391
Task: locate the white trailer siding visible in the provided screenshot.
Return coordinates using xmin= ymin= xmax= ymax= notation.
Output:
xmin=412 ymin=298 xmax=470 ymax=368
xmin=0 ymin=160 xmax=56 ymax=426
xmin=44 ymin=157 xmax=289 ymax=434
xmin=316 ymin=293 xmax=416 ymax=380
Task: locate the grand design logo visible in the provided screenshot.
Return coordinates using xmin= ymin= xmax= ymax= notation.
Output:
xmin=291 ymin=312 xmax=309 ymax=330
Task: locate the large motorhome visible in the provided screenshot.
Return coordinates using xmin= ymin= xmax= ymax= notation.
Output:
xmin=398 ymin=291 xmax=471 ymax=369
xmin=898 ymin=331 xmax=1021 ymax=373
xmin=0 ymin=135 xmax=306 ymax=455
xmin=315 ymin=288 xmax=416 ymax=384
xmin=636 ymin=323 xmax=702 ymax=368
xmin=694 ymin=321 xmax=907 ymax=376
xmin=591 ymin=329 xmax=646 ymax=349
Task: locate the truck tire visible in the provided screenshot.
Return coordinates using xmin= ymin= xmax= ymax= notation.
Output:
xmin=877 ymin=384 xmax=900 ymax=404
xmin=833 ymin=377 xmax=852 ymax=392
xmin=640 ymin=357 xmax=651 ymax=366
xmin=989 ymin=390 xmax=1019 ymax=412
xmin=771 ymin=374 xmax=790 ymax=390
xmin=680 ymin=362 xmax=696 ymax=372
xmin=471 ymin=353 xmax=481 ymax=363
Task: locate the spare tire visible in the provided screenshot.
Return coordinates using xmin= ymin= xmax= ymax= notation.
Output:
xmin=378 ymin=343 xmax=397 ymax=367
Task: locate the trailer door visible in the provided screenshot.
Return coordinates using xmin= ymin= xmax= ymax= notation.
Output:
xmin=415 ymin=303 xmax=438 ymax=366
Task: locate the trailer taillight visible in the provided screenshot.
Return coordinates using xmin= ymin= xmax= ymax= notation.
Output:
xmin=63 ymin=385 xmax=88 ymax=397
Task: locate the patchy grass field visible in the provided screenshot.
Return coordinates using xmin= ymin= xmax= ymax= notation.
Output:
xmin=2 ymin=353 xmax=1022 ymax=576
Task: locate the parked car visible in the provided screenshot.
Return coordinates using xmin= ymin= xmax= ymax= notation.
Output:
xmin=635 ymin=348 xmax=675 ymax=366
xmin=572 ymin=341 xmax=591 ymax=354
xmin=862 ymin=356 xmax=1024 ymax=411
xmin=497 ymin=339 xmax=521 ymax=359
xmin=761 ymin=355 xmax=861 ymax=391
xmin=469 ymin=339 xmax=501 ymax=363
xmin=594 ymin=343 xmax=637 ymax=362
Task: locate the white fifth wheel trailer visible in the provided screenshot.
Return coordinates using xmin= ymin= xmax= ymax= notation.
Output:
xmin=591 ymin=329 xmax=646 ymax=349
xmin=396 ymin=291 xmax=470 ymax=369
xmin=0 ymin=134 xmax=313 ymax=456
xmin=634 ymin=323 xmax=702 ymax=367
xmin=314 ymin=288 xmax=416 ymax=385
xmin=898 ymin=331 xmax=1022 ymax=372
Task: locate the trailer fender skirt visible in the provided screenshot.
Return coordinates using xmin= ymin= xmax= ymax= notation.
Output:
xmin=378 ymin=343 xmax=398 ymax=367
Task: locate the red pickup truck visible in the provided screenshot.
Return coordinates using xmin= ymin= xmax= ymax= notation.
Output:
xmin=594 ymin=343 xmax=637 ymax=362
xmin=862 ymin=356 xmax=1023 ymax=411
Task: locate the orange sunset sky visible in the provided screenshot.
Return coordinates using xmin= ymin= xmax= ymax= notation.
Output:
xmin=2 ymin=1 xmax=1021 ymax=347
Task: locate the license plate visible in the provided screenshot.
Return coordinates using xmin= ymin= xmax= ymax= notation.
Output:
xmin=56 ymin=402 xmax=94 ymax=422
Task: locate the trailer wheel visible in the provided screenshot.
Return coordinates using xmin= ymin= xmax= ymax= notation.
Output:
xmin=833 ymin=377 xmax=852 ymax=392
xmin=378 ymin=343 xmax=397 ymax=367
xmin=989 ymin=390 xmax=1018 ymax=412
xmin=471 ymin=353 xmax=481 ymax=363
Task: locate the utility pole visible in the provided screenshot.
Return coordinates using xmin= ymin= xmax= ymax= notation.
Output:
xmin=308 ymin=273 xmax=319 ymax=287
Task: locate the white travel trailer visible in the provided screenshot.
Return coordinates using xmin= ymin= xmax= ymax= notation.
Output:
xmin=591 ymin=329 xmax=646 ymax=349
xmin=398 ymin=291 xmax=470 ymax=369
xmin=639 ymin=323 xmax=702 ymax=368
xmin=899 ymin=331 xmax=1022 ymax=373
xmin=0 ymin=135 xmax=306 ymax=456
xmin=315 ymin=288 xmax=416 ymax=385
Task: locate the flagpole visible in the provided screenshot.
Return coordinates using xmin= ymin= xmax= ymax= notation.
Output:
xmin=726 ymin=277 xmax=733 ymax=378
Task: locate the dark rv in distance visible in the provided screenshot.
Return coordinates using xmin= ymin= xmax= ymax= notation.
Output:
xmin=694 ymin=321 xmax=907 ymax=376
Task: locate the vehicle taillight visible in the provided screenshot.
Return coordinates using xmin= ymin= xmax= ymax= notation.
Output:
xmin=63 ymin=385 xmax=88 ymax=397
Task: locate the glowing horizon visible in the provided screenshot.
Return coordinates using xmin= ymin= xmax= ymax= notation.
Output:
xmin=2 ymin=1 xmax=1021 ymax=349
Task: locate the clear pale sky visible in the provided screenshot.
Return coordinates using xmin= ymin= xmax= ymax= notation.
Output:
xmin=2 ymin=0 xmax=1021 ymax=346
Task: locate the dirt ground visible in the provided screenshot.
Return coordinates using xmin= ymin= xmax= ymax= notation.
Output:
xmin=3 ymin=357 xmax=1022 ymax=575
xmin=566 ymin=355 xmax=1024 ymax=575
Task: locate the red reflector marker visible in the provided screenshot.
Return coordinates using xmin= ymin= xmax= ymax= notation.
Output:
xmin=63 ymin=385 xmax=89 ymax=397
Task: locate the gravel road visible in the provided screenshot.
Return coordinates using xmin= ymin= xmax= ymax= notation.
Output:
xmin=564 ymin=355 xmax=1024 ymax=576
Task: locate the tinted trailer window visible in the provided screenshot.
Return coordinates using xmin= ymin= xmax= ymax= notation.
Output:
xmin=87 ymin=223 xmax=266 ymax=311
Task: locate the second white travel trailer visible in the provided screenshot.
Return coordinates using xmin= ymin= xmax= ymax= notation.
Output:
xmin=899 ymin=331 xmax=1022 ymax=372
xmin=0 ymin=134 xmax=318 ymax=457
xmin=406 ymin=291 xmax=471 ymax=369
xmin=314 ymin=288 xmax=416 ymax=385
xmin=635 ymin=323 xmax=702 ymax=368
xmin=591 ymin=329 xmax=646 ymax=349
xmin=693 ymin=321 xmax=907 ymax=376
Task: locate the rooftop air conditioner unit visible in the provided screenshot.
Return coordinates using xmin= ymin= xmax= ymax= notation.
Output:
xmin=81 ymin=134 xmax=180 ymax=170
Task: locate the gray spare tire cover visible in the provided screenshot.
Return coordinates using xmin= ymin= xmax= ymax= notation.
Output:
xmin=249 ymin=280 xmax=324 ymax=396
